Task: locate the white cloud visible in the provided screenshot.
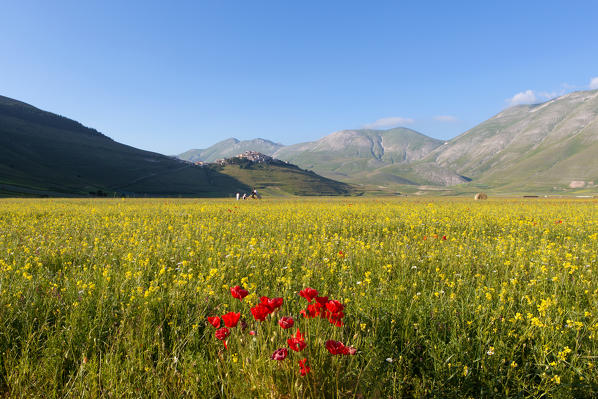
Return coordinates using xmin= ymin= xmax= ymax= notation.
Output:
xmin=434 ymin=115 xmax=458 ymax=123
xmin=590 ymin=77 xmax=598 ymax=90
xmin=507 ymin=90 xmax=538 ymax=106
xmin=507 ymin=89 xmax=563 ymax=107
xmin=363 ymin=116 xmax=414 ymax=129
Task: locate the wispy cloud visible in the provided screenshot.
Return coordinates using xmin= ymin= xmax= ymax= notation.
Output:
xmin=590 ymin=77 xmax=598 ymax=90
xmin=363 ymin=116 xmax=414 ymax=129
xmin=506 ymin=90 xmax=559 ymax=107
xmin=434 ymin=115 xmax=458 ymax=123
xmin=507 ymin=90 xmax=538 ymax=106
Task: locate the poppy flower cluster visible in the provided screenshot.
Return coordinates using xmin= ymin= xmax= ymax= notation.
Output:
xmin=207 ymin=311 xmax=242 ymax=349
xmin=268 ymin=324 xmax=309 ymax=373
xmin=250 ymin=296 xmax=283 ymax=321
xmin=287 ymin=328 xmax=306 ymax=352
xmin=299 ymin=288 xmax=345 ymax=327
xmin=207 ymin=285 xmax=356 ymax=376
xmin=325 ymin=340 xmax=357 ymax=356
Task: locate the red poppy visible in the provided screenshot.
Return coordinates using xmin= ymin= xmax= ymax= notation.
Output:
xmin=270 ymin=348 xmax=288 ymax=361
xmin=338 ymin=250 xmax=345 ymax=258
xmin=249 ymin=330 xmax=256 ymax=336
xmin=215 ymin=327 xmax=230 ymax=340
xmin=207 ymin=316 xmax=220 ymax=328
xmin=328 ymin=311 xmax=344 ymax=327
xmin=442 ymin=235 xmax=447 ymax=240
xmin=299 ymin=287 xmax=319 ymax=302
xmin=259 ymin=296 xmax=272 ymax=311
xmin=269 ymin=297 xmax=284 ymax=310
xmin=222 ymin=312 xmax=241 ymax=328
xmin=299 ymin=358 xmax=310 ymax=376
xmin=260 ymin=296 xmax=283 ymax=311
xmin=230 ymin=285 xmax=249 ymax=300
xmin=300 ymin=302 xmax=323 ymax=319
xmin=215 ymin=327 xmax=230 ymax=349
xmin=278 ymin=316 xmax=294 ymax=329
xmin=250 ymin=303 xmax=271 ymax=321
xmin=315 ymin=296 xmax=329 ymax=305
xmin=287 ymin=328 xmax=307 ymax=352
xmin=325 ymin=340 xmax=356 ymax=355
xmin=325 ymin=340 xmax=344 ymax=355
xmin=325 ymin=300 xmax=344 ymax=314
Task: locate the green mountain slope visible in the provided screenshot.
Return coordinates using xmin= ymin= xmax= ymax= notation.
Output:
xmin=272 ymin=128 xmax=467 ymax=186
xmin=178 ymin=138 xmax=283 ymax=162
xmin=208 ymin=156 xmax=353 ymax=196
xmin=426 ymin=89 xmax=598 ymax=191
xmin=0 ymin=95 xmax=248 ymax=197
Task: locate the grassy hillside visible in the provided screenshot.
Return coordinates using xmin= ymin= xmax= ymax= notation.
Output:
xmin=426 ymin=89 xmax=598 ymax=192
xmin=0 ymin=95 xmax=248 ymax=197
xmin=207 ymin=157 xmax=354 ymax=196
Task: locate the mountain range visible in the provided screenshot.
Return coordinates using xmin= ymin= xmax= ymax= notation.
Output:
xmin=2 ymin=88 xmax=597 ymax=197
xmin=179 ymin=89 xmax=598 ymax=193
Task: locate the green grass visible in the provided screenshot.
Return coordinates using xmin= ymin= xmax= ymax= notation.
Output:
xmin=209 ymin=158 xmax=354 ymax=196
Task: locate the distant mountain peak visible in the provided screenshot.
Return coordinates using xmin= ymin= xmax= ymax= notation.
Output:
xmin=178 ymin=137 xmax=284 ymax=163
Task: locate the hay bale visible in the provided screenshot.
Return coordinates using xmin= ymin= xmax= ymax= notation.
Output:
xmin=474 ymin=192 xmax=488 ymax=200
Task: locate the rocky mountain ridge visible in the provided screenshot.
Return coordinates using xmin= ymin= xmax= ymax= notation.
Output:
xmin=179 ymin=89 xmax=598 ymax=192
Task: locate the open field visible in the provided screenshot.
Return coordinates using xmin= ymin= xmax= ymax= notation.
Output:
xmin=0 ymin=198 xmax=597 ymax=398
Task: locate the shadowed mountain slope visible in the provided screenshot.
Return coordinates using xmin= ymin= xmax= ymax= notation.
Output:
xmin=0 ymin=95 xmax=247 ymax=197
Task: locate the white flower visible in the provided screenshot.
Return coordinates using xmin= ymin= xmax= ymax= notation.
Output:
xmin=386 ymin=358 xmax=393 ymax=363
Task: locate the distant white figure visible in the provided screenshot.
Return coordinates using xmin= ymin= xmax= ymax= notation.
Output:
xmin=242 ymin=193 xmax=247 ymax=200
xmin=236 ymin=192 xmax=240 ymax=201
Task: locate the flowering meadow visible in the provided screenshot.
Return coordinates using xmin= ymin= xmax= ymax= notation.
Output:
xmin=0 ymin=197 xmax=597 ymax=398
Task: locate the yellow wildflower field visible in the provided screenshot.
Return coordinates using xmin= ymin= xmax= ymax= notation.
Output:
xmin=0 ymin=198 xmax=596 ymax=397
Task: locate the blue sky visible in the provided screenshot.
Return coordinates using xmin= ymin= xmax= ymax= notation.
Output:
xmin=1 ymin=1 xmax=598 ymax=154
